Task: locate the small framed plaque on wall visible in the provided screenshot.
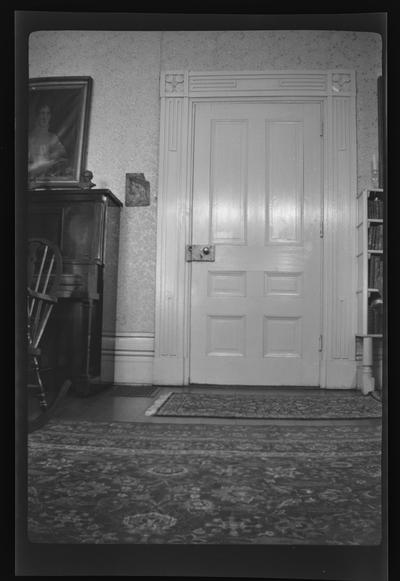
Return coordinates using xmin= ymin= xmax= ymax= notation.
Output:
xmin=125 ymin=173 xmax=150 ymax=206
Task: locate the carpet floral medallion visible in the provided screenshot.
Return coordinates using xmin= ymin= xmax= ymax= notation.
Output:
xmin=28 ymin=420 xmax=382 ymax=545
xmin=147 ymin=391 xmax=382 ymax=419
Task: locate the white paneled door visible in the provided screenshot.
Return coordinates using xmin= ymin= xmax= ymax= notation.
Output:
xmin=189 ymin=102 xmax=322 ymax=385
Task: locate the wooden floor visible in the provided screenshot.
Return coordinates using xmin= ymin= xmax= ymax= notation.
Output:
xmin=51 ymin=384 xmax=380 ymax=428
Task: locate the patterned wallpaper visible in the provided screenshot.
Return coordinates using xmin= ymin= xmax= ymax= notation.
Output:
xmin=29 ymin=30 xmax=382 ymax=335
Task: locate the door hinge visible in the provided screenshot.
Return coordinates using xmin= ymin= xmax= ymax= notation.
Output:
xmin=320 ymin=118 xmax=324 ymax=137
xmin=320 ymin=220 xmax=324 ymax=238
xmin=319 ymin=335 xmax=323 ymax=352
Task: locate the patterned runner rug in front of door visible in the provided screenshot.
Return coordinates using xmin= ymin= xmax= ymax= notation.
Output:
xmin=146 ymin=391 xmax=382 ymax=419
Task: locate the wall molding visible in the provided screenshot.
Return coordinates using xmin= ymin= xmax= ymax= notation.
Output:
xmin=101 ymin=332 xmax=154 ymax=385
xmin=155 ymin=69 xmax=358 ymax=387
xmin=160 ymin=70 xmax=356 ymax=98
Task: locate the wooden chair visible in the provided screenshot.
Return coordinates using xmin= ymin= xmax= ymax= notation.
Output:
xmin=27 ymin=238 xmax=71 ymax=431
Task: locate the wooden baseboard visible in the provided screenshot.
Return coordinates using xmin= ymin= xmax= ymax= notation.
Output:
xmin=101 ymin=332 xmax=154 ymax=385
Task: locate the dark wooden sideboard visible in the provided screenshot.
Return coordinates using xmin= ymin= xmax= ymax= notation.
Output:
xmin=28 ymin=189 xmax=123 ymax=396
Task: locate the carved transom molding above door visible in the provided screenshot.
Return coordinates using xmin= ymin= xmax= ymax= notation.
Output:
xmin=161 ymin=70 xmax=356 ymax=97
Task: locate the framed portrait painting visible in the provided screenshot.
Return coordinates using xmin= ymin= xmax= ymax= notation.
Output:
xmin=28 ymin=77 xmax=93 ymax=189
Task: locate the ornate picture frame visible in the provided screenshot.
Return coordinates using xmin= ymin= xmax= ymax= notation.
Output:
xmin=28 ymin=76 xmax=93 ymax=189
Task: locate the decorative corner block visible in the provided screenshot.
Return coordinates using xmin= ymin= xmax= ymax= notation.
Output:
xmin=331 ymin=73 xmax=353 ymax=93
xmin=164 ymin=73 xmax=186 ymax=96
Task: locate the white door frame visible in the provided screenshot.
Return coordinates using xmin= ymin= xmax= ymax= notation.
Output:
xmin=154 ymin=70 xmax=357 ymax=388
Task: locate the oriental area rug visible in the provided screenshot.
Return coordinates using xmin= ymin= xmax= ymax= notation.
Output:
xmin=28 ymin=419 xmax=381 ymax=544
xmin=146 ymin=391 xmax=382 ymax=420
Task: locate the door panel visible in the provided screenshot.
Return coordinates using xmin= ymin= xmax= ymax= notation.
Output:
xmin=267 ymin=121 xmax=303 ymax=243
xmin=211 ymin=120 xmax=248 ymax=244
xmin=190 ymin=102 xmax=322 ymax=386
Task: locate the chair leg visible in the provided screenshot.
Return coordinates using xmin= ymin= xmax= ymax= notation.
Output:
xmin=31 ymin=355 xmax=48 ymax=410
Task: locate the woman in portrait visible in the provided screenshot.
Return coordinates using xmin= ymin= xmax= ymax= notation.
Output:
xmin=28 ymin=103 xmax=70 ymax=179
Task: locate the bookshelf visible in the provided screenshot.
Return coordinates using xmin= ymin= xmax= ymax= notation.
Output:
xmin=356 ymin=188 xmax=384 ymax=394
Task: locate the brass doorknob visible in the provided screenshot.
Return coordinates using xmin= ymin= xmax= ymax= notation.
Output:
xmin=202 ymin=246 xmax=210 ymax=255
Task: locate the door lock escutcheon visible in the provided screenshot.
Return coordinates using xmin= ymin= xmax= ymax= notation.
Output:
xmin=185 ymin=244 xmax=215 ymax=262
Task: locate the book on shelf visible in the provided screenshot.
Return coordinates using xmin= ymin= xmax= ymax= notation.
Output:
xmin=368 ymin=196 xmax=383 ymax=219
xmin=368 ymin=226 xmax=372 ymax=247
xmin=368 ymin=254 xmax=383 ymax=294
xmin=368 ymin=223 xmax=383 ymax=250
xmin=378 ymin=224 xmax=383 ymax=249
